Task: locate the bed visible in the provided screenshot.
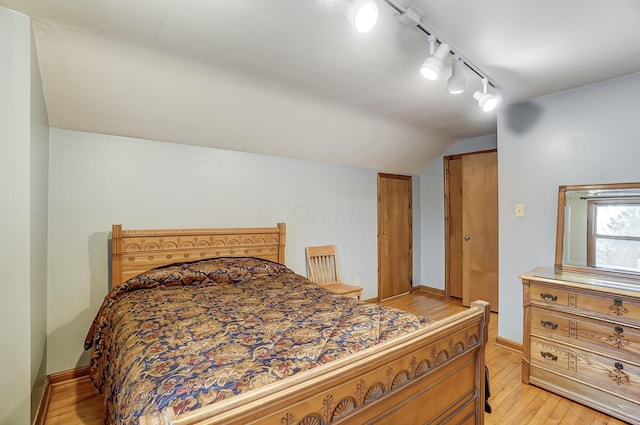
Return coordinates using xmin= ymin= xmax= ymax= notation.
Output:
xmin=85 ymin=223 xmax=490 ymax=425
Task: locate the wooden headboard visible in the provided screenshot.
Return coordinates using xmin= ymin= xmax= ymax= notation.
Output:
xmin=111 ymin=223 xmax=286 ymax=288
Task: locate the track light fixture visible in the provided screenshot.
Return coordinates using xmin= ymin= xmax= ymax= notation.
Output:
xmin=473 ymin=78 xmax=499 ymax=112
xmin=347 ymin=0 xmax=379 ymax=33
xmin=420 ymin=35 xmax=450 ymax=81
xmin=447 ymin=55 xmax=466 ymax=94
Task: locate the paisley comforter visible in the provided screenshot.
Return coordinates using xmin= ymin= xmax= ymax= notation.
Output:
xmin=84 ymin=257 xmax=428 ymax=424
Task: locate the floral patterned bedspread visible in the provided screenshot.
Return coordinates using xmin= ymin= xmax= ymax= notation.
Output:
xmin=84 ymin=257 xmax=428 ymax=424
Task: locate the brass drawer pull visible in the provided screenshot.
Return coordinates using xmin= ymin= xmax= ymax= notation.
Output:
xmin=540 ymin=293 xmax=558 ymax=302
xmin=540 ymin=351 xmax=558 ymax=361
xmin=540 ymin=320 xmax=558 ymax=330
xmin=615 ymin=326 xmax=624 ymax=334
xmin=615 ymin=362 xmax=624 ymax=371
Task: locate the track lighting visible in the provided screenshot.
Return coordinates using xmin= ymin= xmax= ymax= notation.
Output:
xmin=447 ymin=55 xmax=466 ymax=94
xmin=473 ymin=78 xmax=499 ymax=112
xmin=348 ymin=0 xmax=379 ymax=33
xmin=420 ymin=35 xmax=450 ymax=81
xmin=319 ymin=0 xmax=499 ymax=110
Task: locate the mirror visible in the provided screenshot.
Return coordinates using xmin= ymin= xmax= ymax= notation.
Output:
xmin=555 ymin=182 xmax=640 ymax=278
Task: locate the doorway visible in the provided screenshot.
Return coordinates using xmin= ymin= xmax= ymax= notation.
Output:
xmin=378 ymin=173 xmax=412 ymax=300
xmin=444 ymin=150 xmax=498 ymax=312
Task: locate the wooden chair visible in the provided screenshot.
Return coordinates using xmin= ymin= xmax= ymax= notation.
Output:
xmin=305 ymin=245 xmax=363 ymax=300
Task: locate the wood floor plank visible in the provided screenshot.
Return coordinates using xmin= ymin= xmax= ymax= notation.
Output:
xmin=526 ymin=394 xmax=563 ymax=425
xmin=42 ymin=292 xmax=627 ymax=425
xmin=562 ymin=402 xmax=592 ymax=424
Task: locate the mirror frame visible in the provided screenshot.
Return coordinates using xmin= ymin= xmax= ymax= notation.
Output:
xmin=555 ymin=182 xmax=640 ymax=278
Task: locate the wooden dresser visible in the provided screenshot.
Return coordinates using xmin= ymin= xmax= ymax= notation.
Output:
xmin=521 ymin=268 xmax=640 ymax=424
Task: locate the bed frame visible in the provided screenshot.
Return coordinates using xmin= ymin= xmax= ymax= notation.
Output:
xmin=111 ymin=223 xmax=489 ymax=425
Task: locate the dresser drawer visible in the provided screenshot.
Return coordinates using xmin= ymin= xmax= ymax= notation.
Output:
xmin=531 ymin=337 xmax=640 ymax=401
xmin=574 ymin=315 xmax=640 ymax=362
xmin=529 ymin=282 xmax=571 ymax=306
xmin=531 ymin=308 xmax=571 ymax=337
xmin=530 ymin=337 xmax=572 ymax=372
xmin=576 ymin=291 xmax=640 ymax=324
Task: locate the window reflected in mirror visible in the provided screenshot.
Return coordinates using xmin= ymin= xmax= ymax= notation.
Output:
xmin=590 ymin=200 xmax=640 ymax=272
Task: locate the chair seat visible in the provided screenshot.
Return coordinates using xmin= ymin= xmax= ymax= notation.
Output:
xmin=320 ymin=282 xmax=363 ymax=299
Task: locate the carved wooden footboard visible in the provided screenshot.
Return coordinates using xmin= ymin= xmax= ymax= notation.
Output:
xmin=140 ymin=300 xmax=490 ymax=425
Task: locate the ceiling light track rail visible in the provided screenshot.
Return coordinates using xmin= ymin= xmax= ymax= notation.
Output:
xmin=381 ymin=0 xmax=496 ymax=88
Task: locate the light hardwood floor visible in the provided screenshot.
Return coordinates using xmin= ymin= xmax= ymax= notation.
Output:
xmin=43 ymin=292 xmax=630 ymax=424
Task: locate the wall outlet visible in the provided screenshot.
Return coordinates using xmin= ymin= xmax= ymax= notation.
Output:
xmin=355 ymin=276 xmax=361 ymax=286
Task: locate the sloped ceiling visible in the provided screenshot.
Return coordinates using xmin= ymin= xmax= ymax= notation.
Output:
xmin=3 ymin=0 xmax=640 ymax=174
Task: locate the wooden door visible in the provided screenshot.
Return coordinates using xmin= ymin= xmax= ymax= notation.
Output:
xmin=445 ymin=150 xmax=498 ymax=312
xmin=378 ymin=173 xmax=412 ymax=300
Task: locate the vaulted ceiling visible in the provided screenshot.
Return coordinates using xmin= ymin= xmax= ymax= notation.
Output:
xmin=3 ymin=0 xmax=640 ymax=174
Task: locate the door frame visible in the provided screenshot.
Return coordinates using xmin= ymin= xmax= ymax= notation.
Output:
xmin=443 ymin=149 xmax=497 ymax=301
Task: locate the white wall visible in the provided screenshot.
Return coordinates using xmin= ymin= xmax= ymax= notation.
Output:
xmin=418 ymin=134 xmax=497 ymax=289
xmin=47 ymin=128 xmax=379 ymax=372
xmin=0 ymin=8 xmax=48 ymax=425
xmin=497 ymin=72 xmax=640 ymax=343
xmin=30 ymin=21 xmax=50 ymax=420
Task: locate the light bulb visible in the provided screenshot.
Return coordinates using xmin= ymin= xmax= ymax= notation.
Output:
xmin=420 ymin=42 xmax=449 ymax=80
xmin=473 ymin=91 xmax=499 ymax=112
xmin=349 ymin=0 xmax=378 ymax=33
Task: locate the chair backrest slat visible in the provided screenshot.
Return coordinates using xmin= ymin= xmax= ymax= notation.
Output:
xmin=305 ymin=245 xmax=340 ymax=284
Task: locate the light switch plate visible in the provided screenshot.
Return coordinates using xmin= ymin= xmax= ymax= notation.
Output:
xmin=515 ymin=203 xmax=525 ymax=217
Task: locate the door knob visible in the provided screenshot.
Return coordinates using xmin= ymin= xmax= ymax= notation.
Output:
xmin=464 ymin=234 xmax=471 ymax=241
